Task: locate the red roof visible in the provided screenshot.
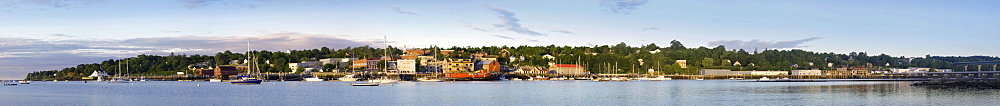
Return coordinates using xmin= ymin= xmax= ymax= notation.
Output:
xmin=554 ymin=64 xmax=582 ymax=68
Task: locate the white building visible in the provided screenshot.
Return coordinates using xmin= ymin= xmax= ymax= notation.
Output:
xmin=890 ymin=67 xmax=931 ymax=73
xmin=89 ymin=70 xmax=109 ymax=77
xmin=289 ymin=61 xmax=320 ymax=73
xmin=791 ymin=70 xmax=822 ymax=75
xmin=396 ymin=60 xmax=416 ymax=74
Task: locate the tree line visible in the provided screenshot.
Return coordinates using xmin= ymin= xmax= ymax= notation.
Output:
xmin=25 ymin=40 xmax=1000 ymax=80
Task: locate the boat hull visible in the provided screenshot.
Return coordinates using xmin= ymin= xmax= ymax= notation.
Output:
xmin=350 ymin=83 xmax=379 ymax=86
xmin=230 ymin=80 xmax=263 ymax=84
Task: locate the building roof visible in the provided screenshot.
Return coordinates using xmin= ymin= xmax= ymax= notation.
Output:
xmin=553 ymin=64 xmax=582 ymax=68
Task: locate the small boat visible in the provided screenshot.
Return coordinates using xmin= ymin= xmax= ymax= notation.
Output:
xmin=781 ymin=77 xmax=789 ymax=79
xmin=533 ymin=76 xmax=549 ymax=80
xmin=338 ymin=75 xmax=359 ymax=81
xmin=231 ymin=76 xmax=263 ymax=84
xmin=349 ymin=83 xmax=379 ymax=86
xmin=18 ymin=81 xmax=30 ymax=84
xmin=209 ymin=79 xmax=223 ymax=82
xmin=511 ymin=78 xmax=522 ymax=81
xmin=649 ymin=76 xmax=668 ymax=81
xmin=107 ymin=78 xmax=130 ymax=83
xmin=368 ymin=77 xmax=399 ymax=84
xmin=2 ymin=81 xmax=16 ymax=85
xmin=636 ymin=77 xmax=650 ymax=81
xmin=695 ymin=78 xmax=705 ymax=80
xmin=759 ymin=77 xmax=771 ymax=80
xmin=304 ymin=76 xmax=324 ymax=82
xmin=417 ymin=77 xmax=444 ymax=82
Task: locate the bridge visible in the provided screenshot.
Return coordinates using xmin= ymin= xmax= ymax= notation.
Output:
xmin=885 ymin=71 xmax=1000 ymax=80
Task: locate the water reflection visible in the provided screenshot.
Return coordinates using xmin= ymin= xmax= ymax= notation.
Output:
xmin=1 ymin=81 xmax=998 ymax=105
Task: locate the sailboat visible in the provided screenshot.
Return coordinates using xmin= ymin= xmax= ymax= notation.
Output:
xmin=19 ymin=67 xmax=31 ymax=84
xmin=108 ymin=60 xmax=130 ymax=83
xmin=232 ymin=41 xmax=263 ymax=84
xmin=367 ymin=36 xmax=399 ymax=84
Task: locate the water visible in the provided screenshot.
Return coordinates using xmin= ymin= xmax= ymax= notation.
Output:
xmin=2 ymin=80 xmax=998 ymax=105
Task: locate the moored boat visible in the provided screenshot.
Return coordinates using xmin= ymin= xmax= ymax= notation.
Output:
xmin=231 ymin=76 xmax=263 ymax=84
xmin=304 ymin=76 xmax=324 ymax=82
xmin=417 ymin=77 xmax=444 ymax=82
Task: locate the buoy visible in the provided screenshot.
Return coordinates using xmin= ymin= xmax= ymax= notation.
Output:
xmin=197 ymin=84 xmax=200 ymax=86
xmin=131 ymin=83 xmax=134 ymax=85
xmin=273 ymin=83 xmax=276 ymax=84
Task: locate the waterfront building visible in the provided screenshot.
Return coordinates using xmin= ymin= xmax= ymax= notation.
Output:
xmin=476 ymin=60 xmax=501 ymax=73
xmin=288 ymin=61 xmax=318 ymax=73
xmin=396 ymin=60 xmax=416 ymax=74
xmin=214 ymin=66 xmax=239 ymax=76
xmin=698 ymin=69 xmax=733 ymax=75
xmin=197 ymin=69 xmax=214 ymax=76
xmin=890 ymin=67 xmax=931 ymax=73
xmin=791 ymin=70 xmax=822 ymax=75
xmin=751 ymin=71 xmax=788 ymax=75
xmin=823 ymin=70 xmax=869 ymax=75
xmin=549 ymin=64 xmax=588 ymax=74
xmin=445 ymin=59 xmax=474 ymax=73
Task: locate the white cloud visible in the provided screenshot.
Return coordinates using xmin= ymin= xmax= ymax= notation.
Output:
xmin=0 ymin=32 xmax=373 ymax=79
xmin=707 ymin=37 xmax=821 ymax=50
xmin=389 ymin=6 xmax=418 ymax=15
xmin=551 ymin=30 xmax=574 ymax=34
xmin=492 ymin=35 xmax=514 ymax=40
xmin=599 ymin=0 xmax=650 ymax=15
xmin=49 ymin=34 xmax=73 ymax=37
xmin=641 ymin=27 xmax=658 ymax=31
xmin=486 ymin=6 xmax=546 ymax=36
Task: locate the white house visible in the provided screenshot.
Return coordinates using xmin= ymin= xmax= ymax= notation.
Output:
xmin=88 ymin=70 xmax=109 ymax=77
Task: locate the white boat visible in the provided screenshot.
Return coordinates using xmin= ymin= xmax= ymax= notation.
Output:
xmin=636 ymin=77 xmax=650 ymax=81
xmin=349 ymin=82 xmax=379 ymax=86
xmin=759 ymin=77 xmax=771 ymax=80
xmin=339 ymin=75 xmax=359 ymax=81
xmin=781 ymin=77 xmax=789 ymax=79
xmin=18 ymin=81 xmax=30 ymax=84
xmin=649 ymin=76 xmax=668 ymax=81
xmin=304 ymin=76 xmax=324 ymax=82
xmin=417 ymin=77 xmax=444 ymax=82
xmin=695 ymin=78 xmax=705 ymax=80
xmin=369 ymin=79 xmax=399 ymax=84
xmin=209 ymin=79 xmax=223 ymax=82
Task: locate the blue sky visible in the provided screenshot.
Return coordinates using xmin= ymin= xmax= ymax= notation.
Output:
xmin=1 ymin=0 xmax=999 ymax=79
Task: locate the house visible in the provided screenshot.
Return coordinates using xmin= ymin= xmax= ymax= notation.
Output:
xmin=676 ymin=60 xmax=688 ymax=68
xmin=791 ymin=70 xmax=822 ymax=75
xmin=549 ymin=64 xmax=588 ymax=74
xmin=214 ymin=66 xmax=239 ymax=76
xmin=88 ymin=70 xmax=109 ymax=77
xmin=288 ymin=61 xmax=318 ymax=73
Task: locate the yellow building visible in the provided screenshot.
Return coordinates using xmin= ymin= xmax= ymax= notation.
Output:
xmin=445 ymin=59 xmax=474 ymax=73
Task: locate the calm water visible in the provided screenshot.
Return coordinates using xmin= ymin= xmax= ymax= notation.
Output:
xmin=2 ymin=80 xmax=998 ymax=105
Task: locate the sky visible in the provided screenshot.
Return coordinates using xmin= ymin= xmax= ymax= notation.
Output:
xmin=1 ymin=0 xmax=999 ymax=80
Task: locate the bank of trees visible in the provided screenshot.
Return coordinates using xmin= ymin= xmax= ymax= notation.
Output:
xmin=25 ymin=40 xmax=999 ymax=80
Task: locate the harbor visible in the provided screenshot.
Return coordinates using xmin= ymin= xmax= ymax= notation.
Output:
xmin=4 ymin=80 xmax=1000 ymax=105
